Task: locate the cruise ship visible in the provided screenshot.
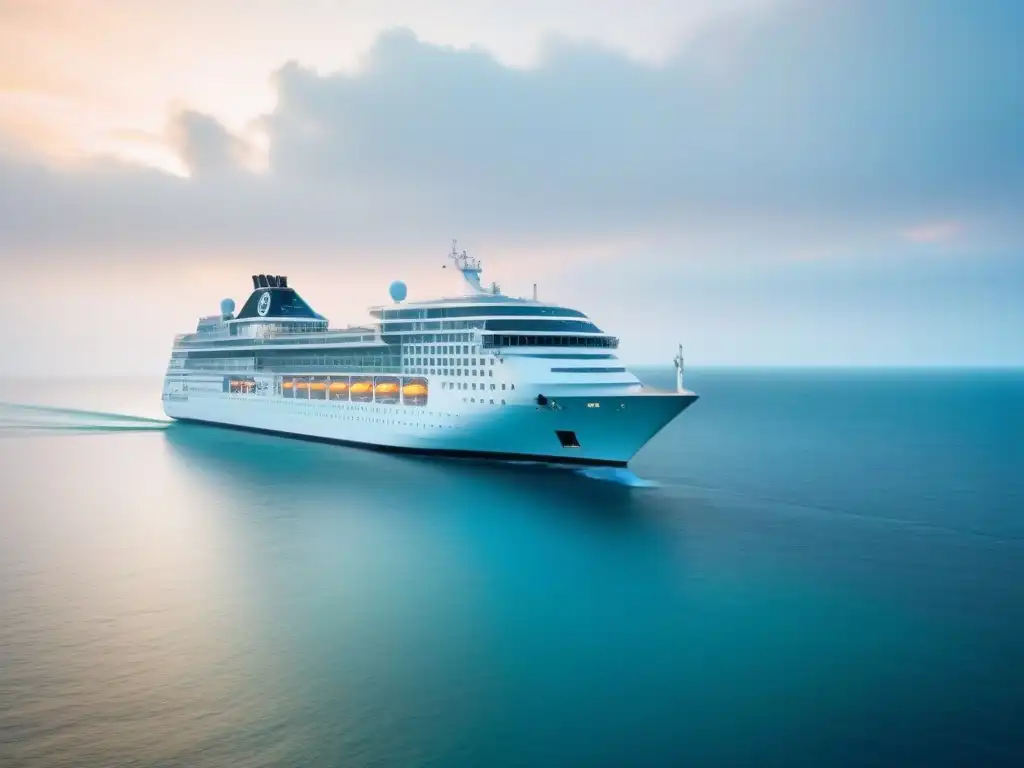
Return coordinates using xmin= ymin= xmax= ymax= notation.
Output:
xmin=162 ymin=243 xmax=698 ymax=467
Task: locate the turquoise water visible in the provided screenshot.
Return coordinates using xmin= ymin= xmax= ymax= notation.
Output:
xmin=1 ymin=370 xmax=1021 ymax=766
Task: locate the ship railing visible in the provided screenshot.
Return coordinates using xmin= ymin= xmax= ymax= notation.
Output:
xmin=254 ymin=324 xmax=377 ymax=338
xmin=182 ymin=361 xmax=404 ymax=375
xmin=178 ymin=363 xmax=258 ymax=373
xmin=175 ymin=331 xmax=384 ymax=347
xmin=176 ymin=327 xmax=376 ymax=340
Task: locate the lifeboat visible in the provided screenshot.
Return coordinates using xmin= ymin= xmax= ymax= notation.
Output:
xmin=309 ymin=381 xmax=327 ymax=391
xmin=295 ymin=380 xmax=309 ymax=389
xmin=350 ymin=380 xmax=372 ymax=393
xmin=375 ymin=381 xmax=399 ymax=394
xmin=282 ymin=380 xmax=294 ymax=389
xmin=402 ymin=383 xmax=428 ymax=397
xmin=329 ymin=381 xmax=349 ymax=392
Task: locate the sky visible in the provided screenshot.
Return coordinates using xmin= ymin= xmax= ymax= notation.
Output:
xmin=0 ymin=0 xmax=1021 ymax=374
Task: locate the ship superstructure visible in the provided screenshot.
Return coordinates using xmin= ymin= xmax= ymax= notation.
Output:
xmin=162 ymin=242 xmax=698 ymax=466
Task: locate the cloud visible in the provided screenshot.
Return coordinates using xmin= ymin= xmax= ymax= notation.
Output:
xmin=904 ymin=221 xmax=964 ymax=245
xmin=0 ymin=0 xmax=1022 ymax=260
xmin=167 ymin=110 xmax=250 ymax=177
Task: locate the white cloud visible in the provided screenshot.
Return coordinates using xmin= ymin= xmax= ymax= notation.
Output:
xmin=904 ymin=221 xmax=964 ymax=245
xmin=0 ymin=0 xmax=1020 ymax=265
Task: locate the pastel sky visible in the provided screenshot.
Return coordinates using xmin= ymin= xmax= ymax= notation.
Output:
xmin=0 ymin=0 xmax=1021 ymax=374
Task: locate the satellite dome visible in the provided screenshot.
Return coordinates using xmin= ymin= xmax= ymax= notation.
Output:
xmin=220 ymin=298 xmax=236 ymax=317
xmin=389 ymin=280 xmax=408 ymax=303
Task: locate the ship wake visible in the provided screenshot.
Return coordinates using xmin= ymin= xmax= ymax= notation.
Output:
xmin=575 ymin=467 xmax=659 ymax=488
xmin=0 ymin=402 xmax=171 ymax=435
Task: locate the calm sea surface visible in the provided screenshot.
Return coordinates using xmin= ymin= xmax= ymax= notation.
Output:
xmin=1 ymin=369 xmax=1021 ymax=767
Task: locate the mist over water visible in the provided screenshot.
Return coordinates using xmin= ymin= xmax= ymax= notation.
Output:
xmin=1 ymin=369 xmax=1021 ymax=767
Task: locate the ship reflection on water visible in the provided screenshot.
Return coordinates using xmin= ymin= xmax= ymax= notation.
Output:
xmin=161 ymin=420 xmax=668 ymax=527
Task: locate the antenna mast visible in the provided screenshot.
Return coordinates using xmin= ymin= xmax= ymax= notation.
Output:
xmin=673 ymin=344 xmax=685 ymax=392
xmin=447 ymin=239 xmax=486 ymax=294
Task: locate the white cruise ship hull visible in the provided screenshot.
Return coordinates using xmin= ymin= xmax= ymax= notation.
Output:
xmin=162 ymin=378 xmax=696 ymax=467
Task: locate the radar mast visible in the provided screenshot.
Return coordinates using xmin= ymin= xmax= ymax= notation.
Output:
xmin=447 ymin=239 xmax=490 ymax=295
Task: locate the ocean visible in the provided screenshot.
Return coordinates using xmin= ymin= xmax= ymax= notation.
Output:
xmin=1 ymin=369 xmax=1021 ymax=767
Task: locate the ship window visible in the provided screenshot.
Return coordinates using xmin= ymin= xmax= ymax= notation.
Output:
xmin=484 ymin=319 xmax=602 ymax=333
xmin=556 ymin=430 xmax=580 ymax=448
xmin=409 ymin=306 xmax=589 ymax=320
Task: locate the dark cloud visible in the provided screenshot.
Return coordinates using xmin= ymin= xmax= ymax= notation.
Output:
xmin=1 ymin=0 xmax=1022 ymax=257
